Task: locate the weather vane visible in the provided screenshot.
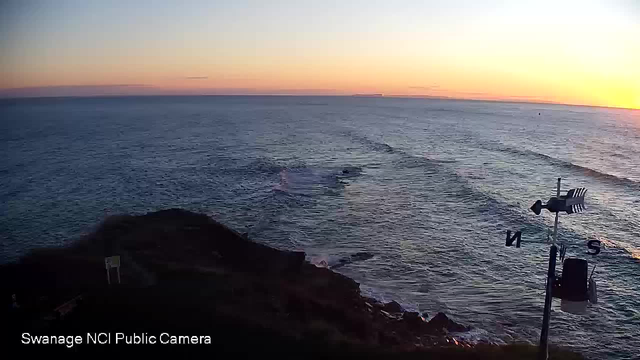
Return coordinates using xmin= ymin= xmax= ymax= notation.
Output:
xmin=530 ymin=187 xmax=587 ymax=216
xmin=505 ymin=178 xmax=599 ymax=360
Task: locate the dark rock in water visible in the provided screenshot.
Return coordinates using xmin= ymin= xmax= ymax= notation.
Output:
xmin=422 ymin=311 xmax=429 ymax=319
xmin=350 ymin=251 xmax=374 ymax=262
xmin=427 ymin=312 xmax=469 ymax=333
xmin=383 ymin=300 xmax=404 ymax=313
xmin=338 ymin=167 xmax=362 ymax=178
xmin=330 ymin=251 xmax=374 ymax=269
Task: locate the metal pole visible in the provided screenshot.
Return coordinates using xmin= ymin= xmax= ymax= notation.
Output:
xmin=539 ymin=245 xmax=557 ymax=360
xmin=551 ymin=178 xmax=561 ymax=245
xmin=539 ymin=178 xmax=561 ymax=360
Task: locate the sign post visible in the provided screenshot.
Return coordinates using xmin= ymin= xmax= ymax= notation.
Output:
xmin=105 ymin=256 xmax=121 ymax=285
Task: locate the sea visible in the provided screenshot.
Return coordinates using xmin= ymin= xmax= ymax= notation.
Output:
xmin=1 ymin=96 xmax=638 ymax=359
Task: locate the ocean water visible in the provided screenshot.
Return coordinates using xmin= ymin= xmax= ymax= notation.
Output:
xmin=1 ymin=96 xmax=639 ymax=359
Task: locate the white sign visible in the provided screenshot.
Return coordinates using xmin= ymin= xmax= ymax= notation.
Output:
xmin=105 ymin=256 xmax=120 ymax=269
xmin=104 ymin=256 xmax=121 ymax=284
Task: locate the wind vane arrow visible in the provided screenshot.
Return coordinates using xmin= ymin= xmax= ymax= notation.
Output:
xmin=530 ymin=187 xmax=587 ymax=215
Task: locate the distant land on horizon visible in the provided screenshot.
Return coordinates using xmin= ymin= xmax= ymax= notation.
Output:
xmin=1 ymin=91 xmax=637 ymax=112
xmin=352 ymin=93 xmax=384 ymax=97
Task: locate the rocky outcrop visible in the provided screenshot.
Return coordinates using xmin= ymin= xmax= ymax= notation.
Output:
xmin=428 ymin=312 xmax=471 ymax=333
xmin=382 ymin=300 xmax=404 ymax=313
xmin=1 ymin=209 xmax=583 ymax=359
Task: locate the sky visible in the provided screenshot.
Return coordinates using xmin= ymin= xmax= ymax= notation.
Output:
xmin=1 ymin=0 xmax=639 ymax=109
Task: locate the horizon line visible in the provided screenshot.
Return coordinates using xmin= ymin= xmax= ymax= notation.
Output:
xmin=0 ymin=93 xmax=637 ymax=112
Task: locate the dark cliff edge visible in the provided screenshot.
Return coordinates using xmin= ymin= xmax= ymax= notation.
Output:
xmin=1 ymin=209 xmax=583 ymax=358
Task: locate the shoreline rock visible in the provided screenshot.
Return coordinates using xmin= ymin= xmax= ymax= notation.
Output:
xmin=382 ymin=300 xmax=404 ymax=314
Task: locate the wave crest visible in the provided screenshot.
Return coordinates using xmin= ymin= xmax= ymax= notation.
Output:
xmin=494 ymin=146 xmax=640 ymax=188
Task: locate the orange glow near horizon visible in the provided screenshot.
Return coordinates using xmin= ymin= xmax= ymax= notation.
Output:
xmin=1 ymin=1 xmax=638 ymax=109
